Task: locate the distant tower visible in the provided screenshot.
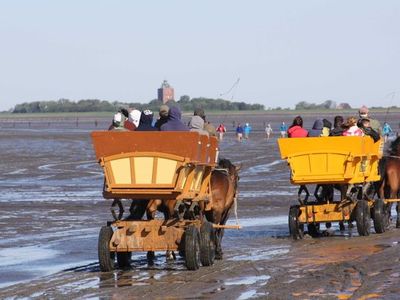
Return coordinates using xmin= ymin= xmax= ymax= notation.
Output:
xmin=157 ymin=80 xmax=174 ymax=104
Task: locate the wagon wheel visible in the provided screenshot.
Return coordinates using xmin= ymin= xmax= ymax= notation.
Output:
xmin=117 ymin=252 xmax=132 ymax=269
xmin=98 ymin=226 xmax=115 ymax=272
xmin=184 ymin=225 xmax=201 ymax=270
xmin=373 ymin=199 xmax=389 ymax=234
xmin=354 ymin=200 xmax=371 ymax=236
xmin=289 ymin=205 xmax=304 ymax=240
xmin=199 ymin=221 xmax=215 ymax=266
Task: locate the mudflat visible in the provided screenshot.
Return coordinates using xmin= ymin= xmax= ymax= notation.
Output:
xmin=0 ymin=111 xmax=400 ymax=299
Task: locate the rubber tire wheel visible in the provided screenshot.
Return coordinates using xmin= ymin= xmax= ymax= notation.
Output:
xmin=307 ymin=223 xmax=320 ymax=237
xmin=373 ymin=199 xmax=388 ymax=234
xmin=117 ymin=252 xmax=132 ymax=269
xmin=355 ymin=200 xmax=371 ymax=236
xmin=184 ymin=225 xmax=201 ymax=270
xmin=98 ymin=226 xmax=115 ymax=272
xmin=199 ymin=221 xmax=215 ymax=266
xmin=289 ymin=205 xmax=304 ymax=240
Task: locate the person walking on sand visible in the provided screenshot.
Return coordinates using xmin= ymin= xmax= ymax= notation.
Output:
xmin=382 ymin=122 xmax=393 ymax=142
xmin=243 ymin=123 xmax=252 ymax=139
xmin=236 ymin=123 xmax=244 ymax=142
xmin=279 ymin=122 xmax=288 ymax=138
xmin=265 ymin=123 xmax=273 ymax=140
xmin=216 ymin=123 xmax=227 ymax=140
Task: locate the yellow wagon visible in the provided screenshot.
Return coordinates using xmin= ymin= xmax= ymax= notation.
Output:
xmin=278 ymin=136 xmax=384 ymax=238
xmin=92 ymin=131 xmax=219 ymax=271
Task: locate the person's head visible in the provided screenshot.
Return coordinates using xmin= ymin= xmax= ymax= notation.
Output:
xmin=139 ymin=109 xmax=154 ymax=125
xmin=194 ymin=107 xmax=206 ymax=121
xmin=333 ymin=116 xmax=344 ymax=128
xmin=189 ymin=115 xmax=205 ymax=130
xmin=128 ymin=109 xmax=141 ymax=128
xmin=359 ymin=105 xmax=369 ymax=118
xmin=113 ymin=112 xmax=123 ymax=127
xmin=168 ymin=106 xmax=182 ymax=120
xmin=360 ymin=118 xmax=371 ymax=128
xmin=159 ymin=105 xmax=169 ymax=119
xmin=119 ymin=108 xmax=129 ymax=118
xmin=322 ymin=119 xmax=332 ymax=129
xmin=344 ymin=116 xmax=358 ymax=128
xmin=291 ymin=116 xmax=303 ymax=127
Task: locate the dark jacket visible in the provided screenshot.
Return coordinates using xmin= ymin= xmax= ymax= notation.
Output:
xmin=160 ymin=106 xmax=189 ymax=131
xmin=308 ymin=119 xmax=324 ymax=137
xmin=363 ymin=127 xmax=380 ymax=142
xmin=330 ymin=127 xmax=344 ymax=136
xmin=154 ymin=116 xmax=168 ymax=130
xmin=136 ymin=112 xmax=156 ymax=131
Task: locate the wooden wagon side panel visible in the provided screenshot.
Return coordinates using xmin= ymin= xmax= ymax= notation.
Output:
xmin=278 ymin=136 xmax=382 ymax=184
xmin=91 ymin=131 xmax=202 ymax=162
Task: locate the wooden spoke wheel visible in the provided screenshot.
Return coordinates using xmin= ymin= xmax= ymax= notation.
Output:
xmin=289 ymin=205 xmax=304 ymax=240
xmin=355 ymin=200 xmax=371 ymax=236
xmin=98 ymin=226 xmax=115 ymax=272
xmin=373 ymin=199 xmax=389 ymax=234
xmin=199 ymin=221 xmax=215 ymax=267
xmin=184 ymin=225 xmax=201 ymax=270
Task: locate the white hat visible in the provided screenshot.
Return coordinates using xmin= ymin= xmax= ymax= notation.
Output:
xmin=113 ymin=112 xmax=122 ymax=123
xmin=128 ymin=109 xmax=141 ymax=127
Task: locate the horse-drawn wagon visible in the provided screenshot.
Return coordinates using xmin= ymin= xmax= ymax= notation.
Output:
xmin=91 ymin=131 xmax=239 ymax=271
xmin=278 ymin=136 xmax=386 ymax=238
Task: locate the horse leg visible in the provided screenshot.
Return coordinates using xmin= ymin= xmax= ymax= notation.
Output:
xmin=164 ymin=200 xmax=177 ymax=261
xmin=213 ymin=210 xmax=223 ymax=260
xmin=145 ymin=200 xmax=161 ymax=262
xmin=214 ymin=206 xmax=233 ymax=260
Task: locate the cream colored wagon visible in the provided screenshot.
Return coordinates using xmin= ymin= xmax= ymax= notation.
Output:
xmin=92 ymin=131 xmax=218 ymax=271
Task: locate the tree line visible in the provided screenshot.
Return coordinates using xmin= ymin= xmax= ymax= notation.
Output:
xmin=11 ymin=97 xmax=265 ymax=113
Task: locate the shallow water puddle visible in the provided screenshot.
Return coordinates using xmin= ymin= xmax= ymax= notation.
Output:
xmin=240 ymin=190 xmax=293 ymax=197
xmin=0 ymin=245 xmax=59 ymax=267
xmin=56 ymin=277 xmax=100 ymax=293
xmin=241 ymin=160 xmax=283 ymax=175
xmin=227 ymin=215 xmax=287 ymax=227
xmin=228 ymin=246 xmax=290 ymax=261
xmin=225 ymin=274 xmax=270 ymax=286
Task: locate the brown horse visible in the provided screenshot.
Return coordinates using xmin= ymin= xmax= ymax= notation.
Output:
xmin=205 ymin=158 xmax=240 ymax=259
xmin=379 ymin=137 xmax=400 ymax=227
xmin=145 ymin=158 xmax=240 ymax=260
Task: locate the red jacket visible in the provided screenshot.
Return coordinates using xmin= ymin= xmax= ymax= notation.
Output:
xmin=288 ymin=125 xmax=308 ymax=138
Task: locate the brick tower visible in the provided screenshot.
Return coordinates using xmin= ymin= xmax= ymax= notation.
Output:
xmin=157 ymin=80 xmax=174 ymax=104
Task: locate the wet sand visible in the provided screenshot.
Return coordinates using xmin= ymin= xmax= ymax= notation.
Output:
xmin=0 ymin=112 xmax=400 ymax=299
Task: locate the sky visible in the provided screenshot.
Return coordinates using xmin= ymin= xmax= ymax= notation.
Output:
xmin=0 ymin=0 xmax=399 ymax=111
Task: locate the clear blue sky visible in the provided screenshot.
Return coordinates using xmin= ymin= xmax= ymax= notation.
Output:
xmin=0 ymin=0 xmax=399 ymax=111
